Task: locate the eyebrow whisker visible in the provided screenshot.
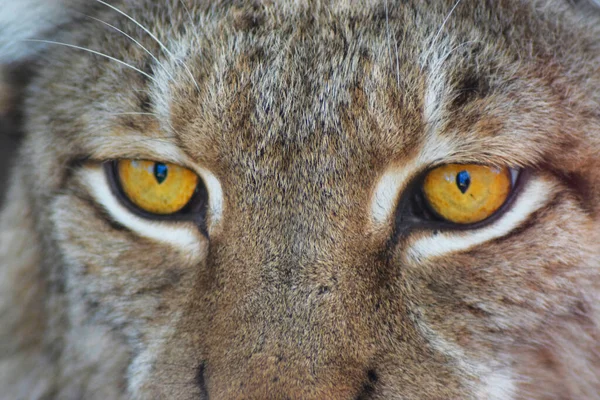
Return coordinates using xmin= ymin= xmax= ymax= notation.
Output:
xmin=79 ymin=13 xmax=175 ymax=81
xmin=179 ymin=0 xmax=196 ymax=27
xmin=421 ymin=0 xmax=464 ymax=70
xmin=23 ymin=39 xmax=157 ymax=83
xmin=432 ymin=0 xmax=464 ymax=48
xmin=94 ymin=0 xmax=201 ymax=93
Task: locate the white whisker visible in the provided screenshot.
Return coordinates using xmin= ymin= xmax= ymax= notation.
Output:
xmin=175 ymin=57 xmax=202 ymax=93
xmin=432 ymin=0 xmax=464 ymax=48
xmin=421 ymin=0 xmax=464 ymax=70
xmin=393 ymin=34 xmax=401 ymax=88
xmin=94 ymin=0 xmax=172 ymax=58
xmin=179 ymin=0 xmax=196 ymax=26
xmin=95 ymin=0 xmax=201 ymax=92
xmin=23 ymin=39 xmax=157 ymax=83
xmin=81 ymin=14 xmax=174 ymax=81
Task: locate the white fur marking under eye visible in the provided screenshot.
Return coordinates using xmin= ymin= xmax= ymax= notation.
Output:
xmin=407 ymin=177 xmax=553 ymax=260
xmin=82 ymin=168 xmax=202 ymax=256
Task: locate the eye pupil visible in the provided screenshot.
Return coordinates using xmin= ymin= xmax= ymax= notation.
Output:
xmin=456 ymin=170 xmax=471 ymax=194
xmin=154 ymin=163 xmax=168 ymax=184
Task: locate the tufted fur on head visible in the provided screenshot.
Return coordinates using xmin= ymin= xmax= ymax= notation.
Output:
xmin=1 ymin=0 xmax=600 ymax=399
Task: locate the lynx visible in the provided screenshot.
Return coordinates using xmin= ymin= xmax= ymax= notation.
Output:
xmin=1 ymin=0 xmax=599 ymax=398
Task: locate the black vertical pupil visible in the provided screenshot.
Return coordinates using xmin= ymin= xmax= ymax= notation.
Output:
xmin=154 ymin=163 xmax=168 ymax=184
xmin=456 ymin=170 xmax=471 ymax=194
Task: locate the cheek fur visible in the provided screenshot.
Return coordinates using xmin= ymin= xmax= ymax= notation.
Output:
xmin=82 ymin=166 xmax=205 ymax=259
xmin=49 ymin=190 xmax=207 ymax=326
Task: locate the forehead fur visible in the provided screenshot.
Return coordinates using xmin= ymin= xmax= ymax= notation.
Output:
xmin=27 ymin=0 xmax=600 ymax=192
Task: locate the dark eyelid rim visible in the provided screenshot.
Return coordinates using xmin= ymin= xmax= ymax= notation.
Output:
xmin=390 ymin=166 xmax=530 ymax=245
xmin=103 ymin=160 xmax=209 ymax=234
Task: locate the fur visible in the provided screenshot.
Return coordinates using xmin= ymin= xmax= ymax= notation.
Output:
xmin=1 ymin=0 xmax=600 ymax=398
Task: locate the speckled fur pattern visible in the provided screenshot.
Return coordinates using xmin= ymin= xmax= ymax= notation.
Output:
xmin=1 ymin=0 xmax=600 ymax=399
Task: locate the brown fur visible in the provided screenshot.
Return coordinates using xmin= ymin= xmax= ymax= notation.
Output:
xmin=1 ymin=0 xmax=600 ymax=398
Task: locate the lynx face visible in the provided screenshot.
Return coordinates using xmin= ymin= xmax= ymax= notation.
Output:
xmin=1 ymin=0 xmax=600 ymax=399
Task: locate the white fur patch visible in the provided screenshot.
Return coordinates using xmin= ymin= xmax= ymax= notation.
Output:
xmin=371 ymin=135 xmax=456 ymax=225
xmin=423 ymin=65 xmax=447 ymax=128
xmin=82 ymin=167 xmax=203 ymax=256
xmin=202 ymin=169 xmax=224 ymax=224
xmin=371 ymin=167 xmax=415 ymax=224
xmin=371 ymin=41 xmax=459 ymax=226
xmin=407 ymin=177 xmax=553 ymax=261
xmin=127 ymin=322 xmax=180 ymax=397
xmin=422 ymin=37 xmax=452 ymax=129
xmin=416 ymin=315 xmax=516 ymax=400
xmin=478 ymin=368 xmax=516 ymax=400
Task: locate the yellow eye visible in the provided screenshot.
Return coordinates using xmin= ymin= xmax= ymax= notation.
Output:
xmin=422 ymin=164 xmax=512 ymax=224
xmin=117 ymin=160 xmax=198 ymax=215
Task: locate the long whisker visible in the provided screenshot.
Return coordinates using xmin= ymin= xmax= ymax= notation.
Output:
xmin=431 ymin=0 xmax=464 ymax=48
xmin=94 ymin=0 xmax=172 ymax=58
xmin=384 ymin=0 xmax=393 ymax=81
xmin=179 ymin=0 xmax=196 ymax=26
xmin=81 ymin=13 xmax=174 ymax=81
xmin=393 ymin=28 xmax=401 ymax=89
xmin=421 ymin=0 xmax=464 ymax=70
xmin=24 ymin=39 xmax=157 ymax=83
xmin=94 ymin=0 xmax=201 ymax=92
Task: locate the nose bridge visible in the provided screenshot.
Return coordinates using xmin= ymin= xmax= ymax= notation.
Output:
xmin=194 ymin=143 xmax=382 ymax=397
xmin=199 ymin=215 xmax=378 ymax=399
xmin=227 ymin=174 xmax=349 ymax=269
xmin=225 ymin=186 xmax=355 ymax=296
